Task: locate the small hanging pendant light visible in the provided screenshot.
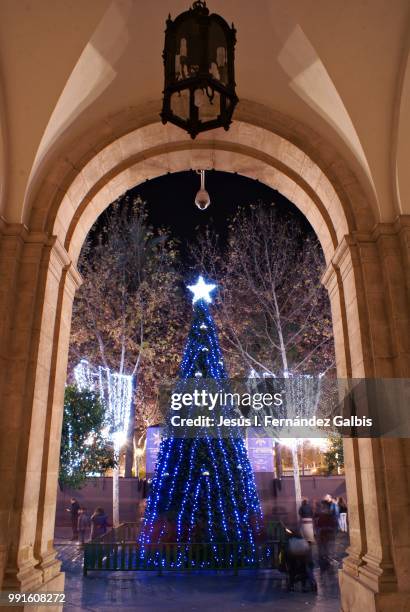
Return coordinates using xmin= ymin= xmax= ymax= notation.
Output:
xmin=195 ymin=170 xmax=211 ymax=210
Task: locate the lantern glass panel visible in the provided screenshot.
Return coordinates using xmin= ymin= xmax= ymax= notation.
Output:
xmin=196 ymin=89 xmax=220 ymax=121
xmin=170 ymin=90 xmax=190 ymax=119
xmin=175 ymin=17 xmax=201 ymax=81
xmin=208 ymin=22 xmax=228 ymax=84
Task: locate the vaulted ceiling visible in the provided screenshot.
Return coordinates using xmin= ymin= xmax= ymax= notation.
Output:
xmin=0 ymin=0 xmax=409 ymax=225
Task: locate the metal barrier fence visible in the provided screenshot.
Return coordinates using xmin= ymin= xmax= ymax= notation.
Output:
xmin=83 ymin=522 xmax=286 ymax=576
xmin=94 ymin=522 xmax=140 ymax=543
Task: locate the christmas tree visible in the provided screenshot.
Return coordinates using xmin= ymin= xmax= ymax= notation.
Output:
xmin=139 ymin=276 xmax=262 ymax=553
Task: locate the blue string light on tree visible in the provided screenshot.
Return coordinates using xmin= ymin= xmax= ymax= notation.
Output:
xmin=138 ymin=276 xmax=263 ymax=568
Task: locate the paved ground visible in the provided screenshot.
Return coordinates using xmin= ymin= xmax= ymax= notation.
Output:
xmin=55 ymin=528 xmax=347 ymax=612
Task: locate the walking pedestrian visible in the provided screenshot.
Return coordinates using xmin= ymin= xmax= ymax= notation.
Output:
xmin=324 ymin=494 xmax=339 ymax=518
xmin=90 ymin=507 xmax=109 ymax=540
xmin=315 ymin=500 xmax=338 ymax=570
xmin=338 ymin=497 xmax=348 ymax=532
xmin=286 ymin=530 xmax=317 ymax=592
xmin=299 ymin=498 xmax=315 ymax=543
xmin=77 ymin=507 xmax=90 ymax=544
xmin=67 ymin=497 xmax=80 ymax=540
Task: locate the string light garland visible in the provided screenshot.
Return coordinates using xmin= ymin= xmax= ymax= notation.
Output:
xmin=73 ymin=359 xmax=133 ymax=452
xmin=139 ymin=276 xmax=262 ymax=568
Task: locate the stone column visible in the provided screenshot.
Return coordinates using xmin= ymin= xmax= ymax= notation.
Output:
xmin=0 ymin=223 xmax=80 ymax=605
xmin=323 ymin=242 xmax=368 ymax=581
xmin=324 ymin=218 xmax=410 ymax=611
xmin=33 ymin=260 xmax=82 ymax=585
xmin=0 ymin=222 xmax=28 ymax=591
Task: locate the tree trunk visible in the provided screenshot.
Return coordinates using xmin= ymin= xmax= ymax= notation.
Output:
xmin=124 ymin=410 xmax=135 ymax=477
xmin=124 ymin=379 xmax=136 ymax=478
xmin=113 ymin=466 xmax=120 ymax=526
xmin=274 ymin=442 xmax=282 ymax=479
xmin=291 ymin=443 xmax=302 ymax=523
xmin=273 ymin=289 xmax=304 ymax=524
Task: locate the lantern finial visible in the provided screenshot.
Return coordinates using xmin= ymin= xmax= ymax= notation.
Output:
xmin=192 ymin=0 xmax=208 ymax=13
xmin=192 ymin=0 xmax=206 ymax=7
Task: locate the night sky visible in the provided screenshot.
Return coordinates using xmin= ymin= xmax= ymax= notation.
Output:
xmin=93 ymin=170 xmax=314 ymax=270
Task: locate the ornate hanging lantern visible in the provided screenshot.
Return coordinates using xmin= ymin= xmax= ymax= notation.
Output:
xmin=161 ymin=0 xmax=238 ymax=139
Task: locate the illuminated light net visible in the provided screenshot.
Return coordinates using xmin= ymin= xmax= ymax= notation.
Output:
xmin=73 ymin=359 xmax=133 ymax=452
xmin=139 ymin=277 xmax=263 ymax=568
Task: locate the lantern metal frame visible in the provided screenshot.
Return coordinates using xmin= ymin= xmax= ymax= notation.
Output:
xmin=161 ymin=0 xmax=238 ymax=139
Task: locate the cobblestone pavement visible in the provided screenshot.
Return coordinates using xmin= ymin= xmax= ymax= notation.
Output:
xmin=55 ymin=530 xmax=347 ymax=612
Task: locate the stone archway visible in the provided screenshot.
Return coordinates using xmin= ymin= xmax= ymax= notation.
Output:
xmin=0 ymin=101 xmax=408 ymax=611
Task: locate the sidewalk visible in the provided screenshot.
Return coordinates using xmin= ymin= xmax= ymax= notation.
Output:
xmin=54 ymin=530 xmax=346 ymax=611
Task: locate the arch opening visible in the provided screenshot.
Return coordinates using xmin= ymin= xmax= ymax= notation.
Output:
xmin=63 ymin=167 xmax=340 ymax=539
xmin=26 ymin=111 xmax=376 ymax=270
xmin=5 ymin=107 xmax=406 ymax=611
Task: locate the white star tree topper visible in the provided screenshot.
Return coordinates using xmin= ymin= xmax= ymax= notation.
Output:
xmin=187 ymin=275 xmax=217 ymax=304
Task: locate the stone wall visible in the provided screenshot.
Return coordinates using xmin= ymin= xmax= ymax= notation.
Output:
xmin=54 ymin=475 xmax=347 ymax=530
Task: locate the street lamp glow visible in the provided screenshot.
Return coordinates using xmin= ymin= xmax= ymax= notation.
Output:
xmin=278 ymin=434 xmax=330 ymax=452
xmin=101 ymin=426 xmax=110 ymax=439
xmin=84 ymin=433 xmax=95 ymax=446
xmin=112 ymin=430 xmax=127 ymax=452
